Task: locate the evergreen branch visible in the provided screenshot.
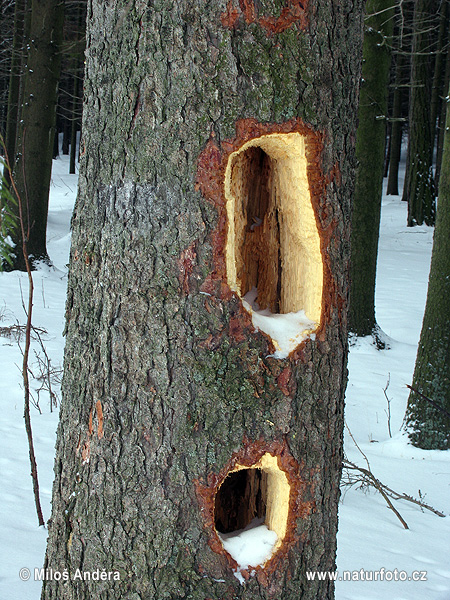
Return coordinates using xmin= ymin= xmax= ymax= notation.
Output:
xmin=0 ymin=148 xmax=18 ymax=269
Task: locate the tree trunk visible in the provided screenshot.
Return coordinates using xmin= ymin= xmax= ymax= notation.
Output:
xmin=429 ymin=0 xmax=449 ymax=154
xmin=69 ymin=69 xmax=80 ymax=174
xmin=0 ymin=0 xmax=15 ymax=140
xmin=68 ymin=0 xmax=86 ymax=174
xmin=383 ymin=122 xmax=390 ymax=178
xmin=62 ymin=116 xmax=70 ymax=155
xmin=10 ymin=0 xmax=64 ymax=269
xmin=405 ymin=84 xmax=450 ymax=449
xmin=404 ymin=0 xmax=437 ymax=226
xmin=399 ymin=0 xmax=415 ymax=204
xmin=349 ymin=0 xmax=394 ymax=339
xmin=3 ymin=0 xmax=26 ymax=188
xmin=435 ymin=40 xmax=450 ymax=190
xmin=42 ymin=1 xmax=364 ymax=599
xmin=386 ymin=51 xmax=406 ymax=196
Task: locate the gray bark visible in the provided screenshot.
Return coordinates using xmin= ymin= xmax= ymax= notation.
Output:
xmin=42 ymin=1 xmax=364 ymax=599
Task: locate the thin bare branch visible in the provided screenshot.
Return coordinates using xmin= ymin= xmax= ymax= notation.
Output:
xmin=343 ymin=458 xmax=410 ymax=529
xmin=383 ymin=374 xmax=392 ymax=438
xmin=0 ymin=134 xmax=45 ymax=527
xmin=407 ymin=384 xmax=450 ymax=420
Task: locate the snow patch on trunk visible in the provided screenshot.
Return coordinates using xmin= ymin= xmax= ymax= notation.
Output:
xmin=218 ymin=517 xmax=278 ymax=583
xmin=243 ymin=288 xmax=316 ymax=358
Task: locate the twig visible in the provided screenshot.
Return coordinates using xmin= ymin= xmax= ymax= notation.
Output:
xmin=345 ymin=420 xmax=408 ymax=529
xmin=343 ymin=458 xmax=409 ymax=529
xmin=406 ymin=385 xmax=450 ymax=420
xmin=0 ymin=322 xmax=47 ymax=342
xmin=380 ymin=481 xmax=445 ymax=518
xmin=345 ymin=420 xmax=371 ymax=471
xmin=343 ymin=459 xmax=446 ymax=519
xmin=383 ymin=374 xmax=392 ymax=438
xmin=3 ymin=318 xmax=59 ymax=413
xmin=1 ymin=135 xmax=44 ymax=527
xmin=32 ymin=328 xmax=61 ymax=412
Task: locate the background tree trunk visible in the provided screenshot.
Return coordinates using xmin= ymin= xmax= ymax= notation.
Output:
xmin=0 ymin=0 xmax=15 ymax=140
xmin=10 ymin=0 xmax=64 ymax=269
xmin=349 ymin=0 xmax=394 ymax=339
xmin=68 ymin=0 xmax=85 ymax=174
xmin=69 ymin=66 xmax=80 ymax=175
xmin=405 ymin=85 xmax=450 ymax=449
xmin=429 ymin=0 xmax=449 ymax=158
xmin=435 ymin=39 xmax=450 ymax=189
xmin=386 ymin=51 xmax=406 ymax=196
xmin=2 ymin=0 xmax=26 ymax=188
xmin=404 ymin=0 xmax=437 ymax=226
xmin=42 ymin=1 xmax=364 ymax=599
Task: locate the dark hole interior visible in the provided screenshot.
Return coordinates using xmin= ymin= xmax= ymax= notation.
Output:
xmin=214 ymin=468 xmax=267 ymax=534
xmin=233 ymin=146 xmax=282 ymax=313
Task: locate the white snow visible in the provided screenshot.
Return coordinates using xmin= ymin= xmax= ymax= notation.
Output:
xmin=218 ymin=517 xmax=278 ymax=582
xmin=243 ymin=288 xmax=316 ymax=358
xmin=0 ymin=153 xmax=449 ymax=599
xmin=0 ymin=152 xmax=75 ymax=599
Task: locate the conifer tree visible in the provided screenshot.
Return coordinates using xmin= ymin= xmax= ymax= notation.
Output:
xmin=349 ymin=0 xmax=394 ymax=339
xmin=406 ymin=87 xmax=450 ymax=449
xmin=42 ymin=2 xmax=365 ymax=598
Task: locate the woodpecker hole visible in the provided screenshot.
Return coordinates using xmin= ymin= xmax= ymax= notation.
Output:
xmin=224 ymin=132 xmax=323 ymax=328
xmin=214 ymin=453 xmax=290 ymax=557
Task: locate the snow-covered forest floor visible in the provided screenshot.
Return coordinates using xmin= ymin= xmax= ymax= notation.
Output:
xmin=0 ymin=153 xmax=449 ymax=599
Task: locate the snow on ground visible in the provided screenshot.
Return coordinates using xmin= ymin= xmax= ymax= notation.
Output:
xmin=0 ymin=156 xmax=449 ymax=599
xmin=0 ymin=155 xmax=75 ymax=600
xmin=337 ymin=189 xmax=450 ymax=600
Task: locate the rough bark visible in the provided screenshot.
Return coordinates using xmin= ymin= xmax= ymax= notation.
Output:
xmin=405 ymin=85 xmax=450 ymax=449
xmin=435 ymin=39 xmax=450 ymax=189
xmin=10 ymin=0 xmax=64 ymax=269
xmin=349 ymin=0 xmax=394 ymax=338
xmin=42 ymin=1 xmax=364 ymax=599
